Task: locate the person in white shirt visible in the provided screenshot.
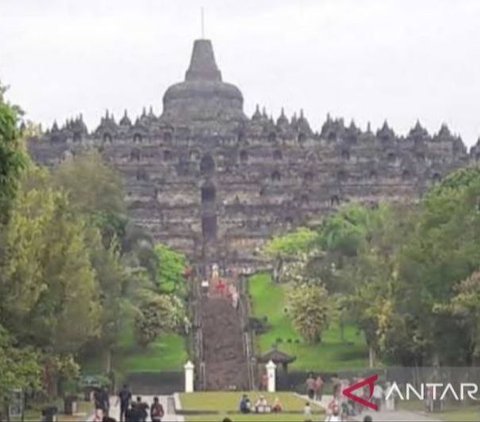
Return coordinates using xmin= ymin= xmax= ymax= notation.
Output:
xmin=373 ymin=383 xmax=384 ymax=410
xmin=325 ymin=404 xmax=341 ymax=422
xmin=303 ymin=402 xmax=312 ymax=422
xmin=385 ymin=381 xmax=395 ymax=411
xmin=254 ymin=395 xmax=270 ymax=413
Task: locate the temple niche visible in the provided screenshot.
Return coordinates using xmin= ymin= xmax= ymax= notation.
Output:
xmin=28 ymin=38 xmax=474 ymax=268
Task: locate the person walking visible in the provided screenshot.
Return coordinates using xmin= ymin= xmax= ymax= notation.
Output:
xmin=373 ymin=382 xmax=384 ymax=411
xmin=100 ymin=387 xmax=110 ymax=417
xmin=315 ymin=375 xmax=324 ymax=401
xmin=306 ymin=374 xmax=316 ymax=400
xmin=116 ymin=384 xmax=132 ymax=422
xmin=150 ymin=396 xmax=164 ymax=422
xmin=134 ymin=396 xmax=148 ymax=422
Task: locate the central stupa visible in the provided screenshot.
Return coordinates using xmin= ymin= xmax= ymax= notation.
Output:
xmin=161 ymin=39 xmax=246 ymax=125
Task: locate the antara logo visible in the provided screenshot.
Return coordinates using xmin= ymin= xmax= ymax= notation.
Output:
xmin=342 ymin=374 xmax=379 ymax=411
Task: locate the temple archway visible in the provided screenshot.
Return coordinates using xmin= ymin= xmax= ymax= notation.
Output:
xmin=200 ymin=154 xmax=215 ymax=175
xmin=201 ymin=182 xmax=216 ymax=203
xmin=202 ymin=215 xmax=217 ymax=241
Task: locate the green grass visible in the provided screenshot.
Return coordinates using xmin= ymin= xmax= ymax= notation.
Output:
xmin=81 ymin=317 xmax=188 ymax=376
xmin=119 ymin=333 xmax=187 ymax=372
xmin=11 ymin=400 xmax=93 ymax=422
xmin=180 ymin=392 xmax=324 ymax=421
xmin=249 ymin=273 xmax=369 ymax=371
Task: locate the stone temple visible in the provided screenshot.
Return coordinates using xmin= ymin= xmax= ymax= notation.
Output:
xmin=28 ymin=39 xmax=478 ymax=267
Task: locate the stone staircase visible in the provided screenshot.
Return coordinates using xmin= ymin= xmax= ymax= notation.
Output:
xmin=200 ymin=295 xmax=250 ymax=390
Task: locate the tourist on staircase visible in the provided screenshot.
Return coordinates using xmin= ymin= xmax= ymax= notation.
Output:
xmin=228 ymin=284 xmax=239 ymax=309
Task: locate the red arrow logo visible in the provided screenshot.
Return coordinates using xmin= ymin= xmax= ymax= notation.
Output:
xmin=342 ymin=374 xmax=379 ymax=411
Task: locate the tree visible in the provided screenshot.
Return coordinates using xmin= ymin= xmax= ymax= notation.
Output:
xmin=287 ymin=283 xmax=330 ymax=344
xmin=134 ymin=294 xmax=185 ymax=348
xmin=264 ymin=227 xmax=317 ymax=283
xmin=85 ymin=230 xmax=128 ymax=372
xmin=325 ymin=203 xmax=418 ymax=365
xmin=0 ymin=168 xmax=101 ymax=354
xmin=0 ymin=326 xmax=41 ymax=421
xmin=318 ymin=203 xmax=373 ymax=257
xmin=154 ymin=244 xmax=186 ymax=294
xmin=398 ymin=167 xmax=480 ymax=365
xmin=447 ymin=272 xmax=480 ymax=364
xmin=52 ymin=151 xmax=126 ymax=244
xmin=0 ymin=83 xmax=28 ymax=219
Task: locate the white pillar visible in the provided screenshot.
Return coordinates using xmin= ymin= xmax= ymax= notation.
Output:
xmin=184 ymin=361 xmax=195 ymax=393
xmin=266 ymin=360 xmax=277 ymax=393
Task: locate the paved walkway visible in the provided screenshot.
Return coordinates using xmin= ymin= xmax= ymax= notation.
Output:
xmin=356 ymin=410 xmax=440 ymax=421
xmin=88 ymin=395 xmax=184 ymax=422
xmin=295 ymin=394 xmax=440 ymax=421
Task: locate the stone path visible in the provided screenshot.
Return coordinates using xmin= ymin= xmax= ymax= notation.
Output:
xmin=88 ymin=395 xmax=184 ymax=422
xmin=295 ymin=394 xmax=440 ymax=421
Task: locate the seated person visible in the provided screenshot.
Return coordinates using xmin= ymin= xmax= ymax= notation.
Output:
xmin=239 ymin=394 xmax=251 ymax=414
xmin=254 ymin=395 xmax=270 ymax=413
xmin=272 ymin=397 xmax=283 ymax=413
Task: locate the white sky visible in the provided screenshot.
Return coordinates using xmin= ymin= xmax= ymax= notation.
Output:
xmin=0 ymin=0 xmax=479 ymax=147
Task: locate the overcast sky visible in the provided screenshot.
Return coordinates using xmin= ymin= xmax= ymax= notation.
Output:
xmin=1 ymin=0 xmax=479 ymax=147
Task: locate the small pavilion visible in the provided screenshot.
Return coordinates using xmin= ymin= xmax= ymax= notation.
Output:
xmin=257 ymin=346 xmax=296 ymax=372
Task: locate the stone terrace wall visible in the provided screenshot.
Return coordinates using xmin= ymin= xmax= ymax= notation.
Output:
xmin=28 ymin=110 xmax=475 ymax=268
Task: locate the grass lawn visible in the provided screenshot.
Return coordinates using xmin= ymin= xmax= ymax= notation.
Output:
xmin=118 ymin=333 xmax=187 ymax=372
xmin=81 ymin=317 xmax=188 ymax=376
xmin=249 ymin=273 xmax=369 ymax=372
xmin=12 ymin=400 xmax=93 ymax=422
xmin=179 ymin=392 xmax=324 ymax=421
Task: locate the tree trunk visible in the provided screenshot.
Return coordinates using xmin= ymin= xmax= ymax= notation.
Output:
xmin=105 ymin=347 xmax=112 ymax=374
xmin=369 ymin=346 xmax=375 ymax=368
xmin=3 ymin=403 xmax=10 ymax=422
xmin=273 ymin=257 xmax=284 ymax=284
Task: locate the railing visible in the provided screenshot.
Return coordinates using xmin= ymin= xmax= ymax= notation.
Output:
xmin=191 ymin=268 xmax=206 ymax=390
xmin=199 ymin=361 xmax=207 ymax=391
xmin=238 ymin=276 xmax=258 ymax=390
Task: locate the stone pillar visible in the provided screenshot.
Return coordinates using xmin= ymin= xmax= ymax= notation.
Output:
xmin=184 ymin=361 xmax=195 ymax=393
xmin=266 ymin=360 xmax=277 ymax=393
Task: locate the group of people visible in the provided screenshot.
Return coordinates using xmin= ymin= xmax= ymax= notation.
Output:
xmin=201 ymin=263 xmax=240 ymax=309
xmin=320 ymin=376 xmax=388 ymax=421
xmin=305 ymin=374 xmax=325 ymax=401
xmin=89 ymin=385 xmax=164 ymax=422
xmin=303 ymin=400 xmax=374 ymax=422
xmin=239 ymin=394 xmax=283 ymax=414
